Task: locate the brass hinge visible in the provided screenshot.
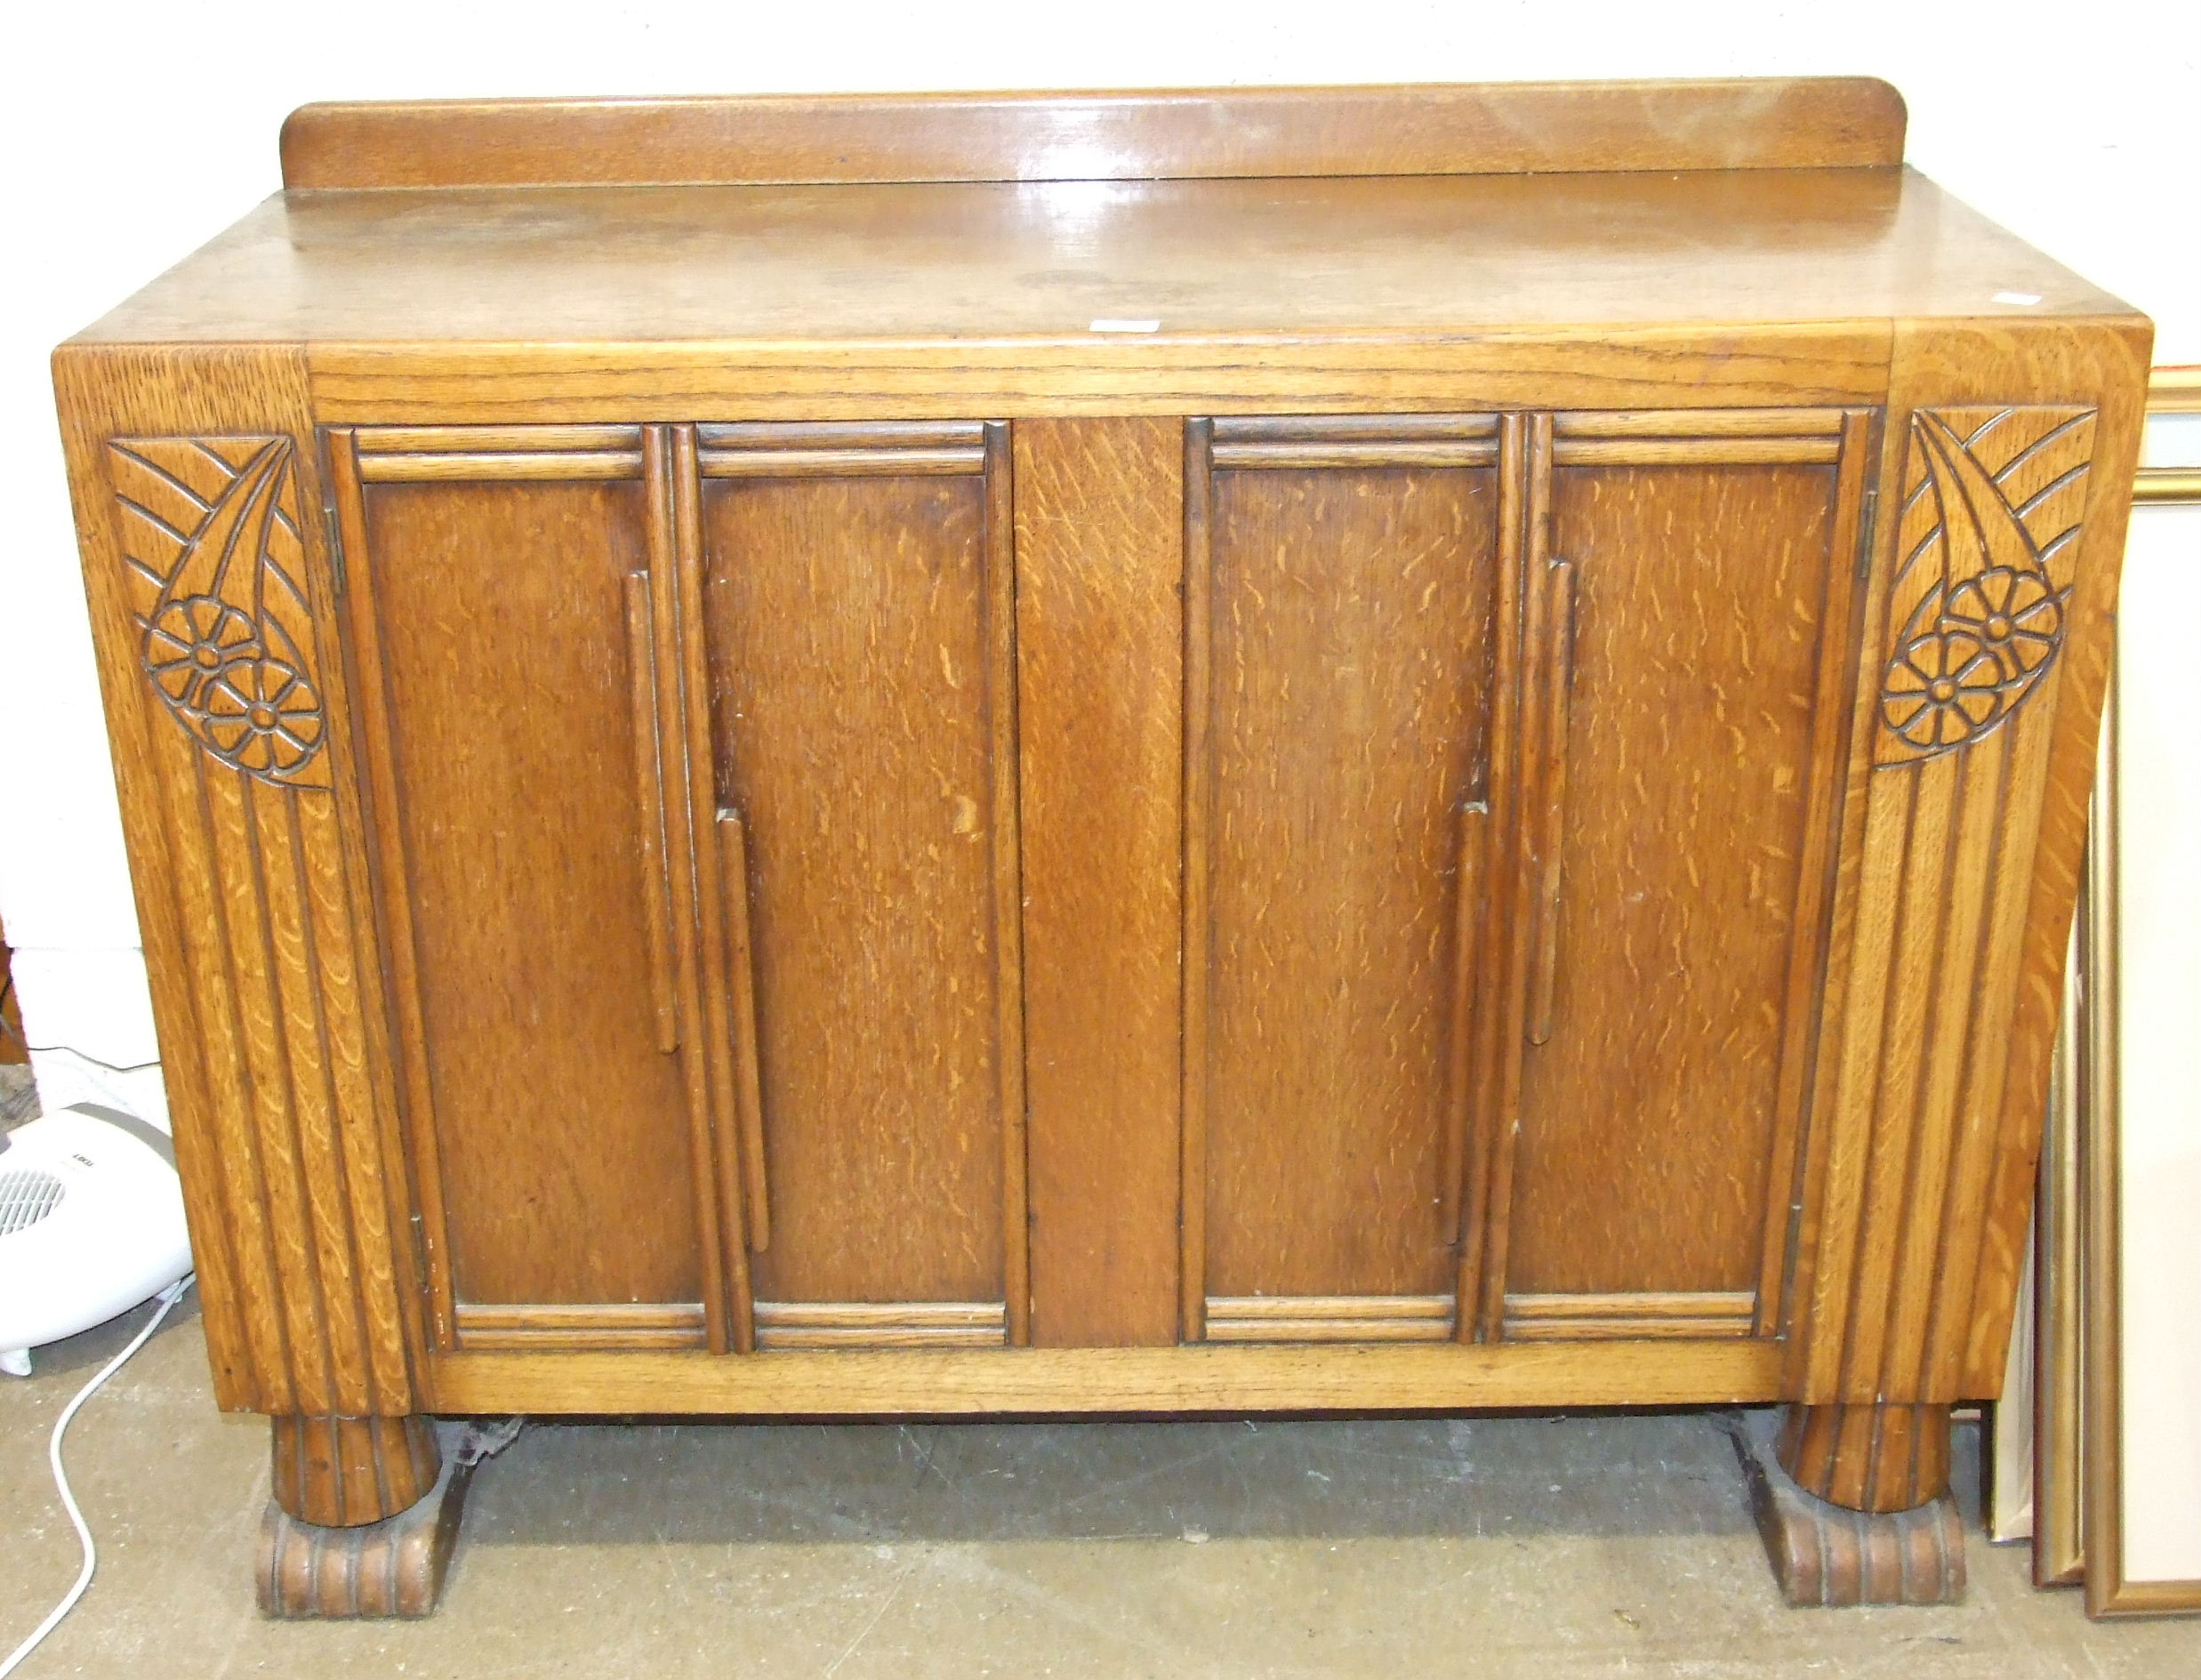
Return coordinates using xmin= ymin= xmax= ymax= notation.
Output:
xmin=1855 ymin=486 xmax=1880 ymax=580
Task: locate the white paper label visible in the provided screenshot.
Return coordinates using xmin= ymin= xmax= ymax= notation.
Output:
xmin=1088 ymin=318 xmax=1162 ymax=334
xmin=1992 ymin=291 xmax=2044 ymax=306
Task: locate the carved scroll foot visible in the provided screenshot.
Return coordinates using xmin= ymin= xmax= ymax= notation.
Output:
xmin=1733 ymin=1412 xmax=1965 ymax=1606
xmin=257 ymin=1449 xmax=467 ymax=1619
xmin=256 ymin=1415 xmax=523 ymax=1619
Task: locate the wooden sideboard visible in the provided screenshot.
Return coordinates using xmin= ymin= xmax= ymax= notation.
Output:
xmin=52 ymin=79 xmax=2150 ymax=1616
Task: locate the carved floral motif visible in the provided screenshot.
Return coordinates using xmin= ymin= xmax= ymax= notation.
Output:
xmin=1876 ymin=406 xmax=2095 ymax=767
xmin=108 ymin=436 xmax=331 ymax=789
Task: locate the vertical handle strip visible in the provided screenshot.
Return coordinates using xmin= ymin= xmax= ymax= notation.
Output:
xmin=715 ymin=809 xmax=772 ymax=1251
xmin=668 ymin=427 xmax=762 ymax=1322
xmin=1527 ymin=557 xmax=1578 ymax=1046
xmin=623 ymin=572 xmax=679 ymax=1055
xmin=642 ymin=427 xmax=738 ymax=1353
xmin=1455 ymin=413 xmax=1530 ymax=1338
xmin=1437 ymin=800 xmax=1490 ymax=1238
xmin=1179 ymin=419 xmax=1216 ymax=1344
xmin=981 ymin=421 xmax=1032 ymax=1347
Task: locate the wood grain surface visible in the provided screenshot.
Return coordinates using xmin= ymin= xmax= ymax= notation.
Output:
xmin=423 ymin=1337 xmax=1783 ymax=1416
xmin=1785 ymin=320 xmax=2150 ymax=1409
xmin=279 ymin=80 xmax=1907 ymax=189
xmin=1013 ymin=418 xmax=1185 ymax=1346
xmin=663 ymin=425 xmax=756 ymax=1346
xmin=1739 ymin=1418 xmax=1965 ymax=1604
xmin=76 ymin=170 xmax=2123 ymax=353
xmin=452 ymin=1303 xmax=707 ymax=1352
xmin=345 ymin=476 xmax=707 ymax=1309
xmin=54 ymin=346 xmax=425 ymax=1418
xmin=258 ymin=1451 xmax=469 ymax=1620
xmin=270 ymin=1412 xmax=441 ymax=1527
xmin=1193 ymin=434 xmax=1501 ymax=1302
xmin=1779 ymin=1401 xmax=1953 ymax=1512
xmin=1506 ymin=441 xmax=1862 ymax=1300
xmin=751 ymin=1300 xmax=1007 ymax=1350
xmin=298 ymin=327 xmax=1894 ymax=426
xmin=699 ymin=446 xmax=1015 ymax=1308
xmin=1503 ymin=1291 xmax=1757 ymax=1341
xmin=258 ymin=1458 xmax=468 ymax=1620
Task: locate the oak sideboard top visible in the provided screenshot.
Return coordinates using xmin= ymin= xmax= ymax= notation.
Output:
xmin=76 ymin=163 xmax=2132 ymax=348
xmin=64 ymin=82 xmax=2141 ymax=425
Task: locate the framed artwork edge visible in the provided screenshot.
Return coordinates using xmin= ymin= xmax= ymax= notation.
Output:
xmin=2073 ymin=366 xmax=2201 ymax=1618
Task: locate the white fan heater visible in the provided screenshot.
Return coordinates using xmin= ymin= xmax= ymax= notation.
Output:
xmin=0 ymin=1104 xmax=192 ymax=1376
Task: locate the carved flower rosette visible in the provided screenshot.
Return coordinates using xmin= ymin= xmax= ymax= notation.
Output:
xmin=108 ymin=437 xmax=332 ymax=790
xmin=1876 ymin=406 xmax=2094 ymax=767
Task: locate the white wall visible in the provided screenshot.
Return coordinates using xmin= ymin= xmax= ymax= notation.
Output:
xmin=3 ymin=0 xmax=2196 ymax=1120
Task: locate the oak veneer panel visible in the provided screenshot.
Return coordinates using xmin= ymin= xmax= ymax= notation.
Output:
xmin=281 ymin=80 xmax=1905 ymax=189
xmin=355 ymin=480 xmax=703 ymax=1306
xmin=1506 ymin=459 xmax=1853 ymax=1298
xmin=1198 ymin=461 xmax=1500 ymax=1299
xmin=1013 ymin=418 xmax=1185 ymax=1347
xmin=699 ymin=471 xmax=1011 ymax=1305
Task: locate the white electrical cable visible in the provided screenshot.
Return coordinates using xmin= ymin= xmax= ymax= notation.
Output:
xmin=0 ymin=1276 xmax=193 ymax=1680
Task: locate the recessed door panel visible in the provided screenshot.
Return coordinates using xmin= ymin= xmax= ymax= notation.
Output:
xmin=1499 ymin=412 xmax=1871 ymax=1322
xmin=697 ymin=423 xmax=1020 ymax=1329
xmin=341 ymin=453 xmax=707 ymax=1327
xmin=1189 ymin=418 xmax=1503 ymax=1321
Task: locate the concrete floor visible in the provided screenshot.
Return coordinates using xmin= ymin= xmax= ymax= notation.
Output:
xmin=1 ymin=1292 xmax=2196 ymax=1678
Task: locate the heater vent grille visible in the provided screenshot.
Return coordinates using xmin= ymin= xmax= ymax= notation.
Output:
xmin=0 ymin=1169 xmax=66 ymax=1236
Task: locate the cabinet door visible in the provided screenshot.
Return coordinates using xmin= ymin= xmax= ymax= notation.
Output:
xmin=332 ymin=426 xmax=738 ymax=1354
xmin=1184 ymin=417 xmax=1506 ymax=1342
xmin=1482 ymin=409 xmax=1875 ymax=1342
xmin=694 ymin=422 xmax=1026 ymax=1348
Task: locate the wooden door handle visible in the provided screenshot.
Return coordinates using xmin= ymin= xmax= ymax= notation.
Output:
xmin=1438 ymin=798 xmax=1490 ymax=1237
xmin=623 ymin=572 xmax=679 ymax=1054
xmin=1528 ymin=556 xmax=1578 ymax=1047
xmin=716 ymin=808 xmax=772 ymax=1250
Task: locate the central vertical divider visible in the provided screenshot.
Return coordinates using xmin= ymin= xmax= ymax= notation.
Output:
xmin=1015 ymin=418 xmax=1188 ymax=1348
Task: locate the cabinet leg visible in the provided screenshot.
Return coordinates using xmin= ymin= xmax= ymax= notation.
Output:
xmin=1778 ymin=1401 xmax=1951 ymax=1512
xmin=1732 ymin=1405 xmax=1965 ymax=1606
xmin=257 ymin=1415 xmax=465 ymax=1620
